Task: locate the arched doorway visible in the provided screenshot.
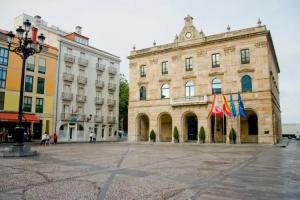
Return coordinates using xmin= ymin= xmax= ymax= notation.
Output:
xmin=159 ymin=113 xmax=172 ymax=142
xmin=240 ymin=109 xmax=258 ymax=143
xmin=136 ymin=114 xmax=150 ymax=141
xmin=211 ymin=115 xmax=227 ymax=143
xmin=183 ymin=112 xmax=198 ymax=142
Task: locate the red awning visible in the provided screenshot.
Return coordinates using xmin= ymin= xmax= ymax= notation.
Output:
xmin=0 ymin=112 xmax=40 ymax=122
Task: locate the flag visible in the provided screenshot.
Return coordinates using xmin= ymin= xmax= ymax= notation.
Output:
xmin=222 ymin=94 xmax=232 ymax=117
xmin=230 ymin=93 xmax=237 ymax=118
xmin=210 ymin=95 xmax=223 ymax=117
xmin=238 ymin=92 xmax=247 ymax=117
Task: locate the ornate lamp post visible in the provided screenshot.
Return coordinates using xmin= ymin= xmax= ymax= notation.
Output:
xmin=3 ymin=20 xmax=45 ymax=157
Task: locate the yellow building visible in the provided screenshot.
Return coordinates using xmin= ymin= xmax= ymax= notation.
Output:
xmin=0 ymin=29 xmax=58 ymax=140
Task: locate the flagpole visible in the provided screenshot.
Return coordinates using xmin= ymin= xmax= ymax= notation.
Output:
xmin=222 ymin=112 xmax=224 ymax=143
xmin=214 ymin=112 xmax=216 ymax=143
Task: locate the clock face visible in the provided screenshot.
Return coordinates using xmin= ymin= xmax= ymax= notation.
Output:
xmin=185 ymin=32 xmax=192 ymax=39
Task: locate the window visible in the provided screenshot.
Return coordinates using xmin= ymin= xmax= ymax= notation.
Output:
xmin=185 ymin=81 xmax=195 ymax=97
xmin=80 ymin=52 xmax=85 ymax=57
xmin=212 ymin=78 xmax=222 ymax=94
xmin=23 ymin=96 xmax=32 ymax=112
xmin=162 ymin=61 xmax=168 ymax=74
xmin=241 ymin=49 xmax=250 ymax=64
xmin=35 ymin=98 xmax=44 ymax=113
xmin=140 ymin=65 xmax=146 ymax=77
xmin=140 ymin=86 xmax=146 ymax=100
xmin=66 ymin=65 xmax=72 ymax=73
xmin=241 ymin=75 xmax=252 ymax=92
xmin=37 ymin=77 xmax=45 ymax=94
xmin=185 ymin=57 xmax=193 ymax=71
xmin=96 ymin=109 xmax=101 ymax=116
xmin=0 ymin=67 xmax=7 ymax=89
xmin=78 ymin=87 xmax=84 ymax=95
xmin=79 ymin=68 xmax=85 ymax=76
xmin=0 ymin=47 xmax=8 ymax=66
xmin=0 ymin=92 xmax=4 ymax=110
xmin=96 ymin=91 xmax=102 ymax=97
xmin=25 ymin=75 xmax=33 ymax=92
xmin=67 ymin=48 xmax=72 ymax=54
xmin=26 ymin=56 xmax=35 ymax=71
xmin=161 ymin=84 xmax=170 ymax=99
xmin=38 ymin=58 xmax=46 ymax=74
xmin=212 ymin=54 xmax=220 ymax=68
xmin=64 ymin=84 xmax=71 ymax=91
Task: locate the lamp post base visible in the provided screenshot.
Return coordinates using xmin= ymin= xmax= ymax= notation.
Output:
xmin=1 ymin=145 xmax=37 ymax=158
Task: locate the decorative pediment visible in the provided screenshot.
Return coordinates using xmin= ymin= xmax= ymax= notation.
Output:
xmin=238 ymin=67 xmax=255 ymax=73
xmin=175 ymin=15 xmax=204 ymax=43
xmin=209 ymin=70 xmax=224 ymax=76
xmin=137 ymin=80 xmax=149 ymax=85
xmin=182 ymin=74 xmax=197 ymax=79
xmin=159 ymin=77 xmax=172 ymax=82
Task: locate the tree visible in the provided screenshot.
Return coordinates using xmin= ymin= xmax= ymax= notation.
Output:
xmin=119 ymin=74 xmax=129 ymax=131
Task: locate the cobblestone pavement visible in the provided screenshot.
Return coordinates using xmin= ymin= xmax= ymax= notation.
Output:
xmin=0 ymin=140 xmax=299 ymax=200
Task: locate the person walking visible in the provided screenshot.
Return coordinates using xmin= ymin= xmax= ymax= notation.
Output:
xmin=53 ymin=132 xmax=58 ymax=145
xmin=89 ymin=132 xmax=93 ymax=143
xmin=92 ymin=132 xmax=96 ymax=144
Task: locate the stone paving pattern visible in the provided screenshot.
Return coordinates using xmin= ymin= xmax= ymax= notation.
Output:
xmin=0 ymin=141 xmax=299 ymax=200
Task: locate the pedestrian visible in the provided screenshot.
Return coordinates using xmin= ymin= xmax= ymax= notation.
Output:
xmin=89 ymin=132 xmax=93 ymax=143
xmin=53 ymin=132 xmax=58 ymax=144
xmin=92 ymin=132 xmax=96 ymax=144
xmin=295 ymin=131 xmax=300 ymax=143
xmin=41 ymin=132 xmax=47 ymax=145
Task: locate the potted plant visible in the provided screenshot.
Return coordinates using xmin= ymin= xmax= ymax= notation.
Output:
xmin=199 ymin=126 xmax=205 ymax=143
xmin=149 ymin=130 xmax=156 ymax=142
xmin=229 ymin=128 xmax=237 ymax=144
xmin=173 ymin=126 xmax=179 ymax=143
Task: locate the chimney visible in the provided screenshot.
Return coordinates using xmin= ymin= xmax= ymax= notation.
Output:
xmin=34 ymin=15 xmax=41 ymax=25
xmin=32 ymin=27 xmax=38 ymax=42
xmin=75 ymin=26 xmax=82 ymax=34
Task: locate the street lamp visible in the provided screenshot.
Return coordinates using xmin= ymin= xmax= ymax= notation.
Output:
xmin=3 ymin=19 xmax=45 ymax=157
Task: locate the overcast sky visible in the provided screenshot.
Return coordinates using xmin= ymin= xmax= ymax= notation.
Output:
xmin=0 ymin=0 xmax=299 ymax=123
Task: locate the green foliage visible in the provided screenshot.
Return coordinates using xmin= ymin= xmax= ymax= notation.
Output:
xmin=150 ymin=130 xmax=156 ymax=141
xmin=199 ymin=126 xmax=206 ymax=142
xmin=173 ymin=126 xmax=179 ymax=142
xmin=229 ymin=128 xmax=237 ymax=143
xmin=119 ymin=74 xmax=129 ymax=130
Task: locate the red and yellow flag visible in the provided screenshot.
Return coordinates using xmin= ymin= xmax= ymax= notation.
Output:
xmin=222 ymin=94 xmax=232 ymax=117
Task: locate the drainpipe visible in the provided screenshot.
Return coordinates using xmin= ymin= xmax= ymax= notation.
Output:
xmin=54 ymin=41 xmax=62 ymax=133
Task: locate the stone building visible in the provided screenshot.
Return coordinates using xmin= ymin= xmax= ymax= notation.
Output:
xmin=14 ymin=14 xmax=121 ymax=142
xmin=127 ymin=15 xmax=281 ymax=144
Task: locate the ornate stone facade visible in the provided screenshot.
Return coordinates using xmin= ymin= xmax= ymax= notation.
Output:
xmin=128 ymin=16 xmax=281 ymax=144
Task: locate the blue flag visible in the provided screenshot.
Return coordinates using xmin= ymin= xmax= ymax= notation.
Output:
xmin=230 ymin=93 xmax=237 ymax=118
xmin=238 ymin=92 xmax=247 ymax=117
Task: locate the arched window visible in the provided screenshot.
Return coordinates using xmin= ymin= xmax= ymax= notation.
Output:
xmin=161 ymin=84 xmax=170 ymax=99
xmin=140 ymin=86 xmax=146 ymax=100
xmin=212 ymin=78 xmax=221 ymax=94
xmin=241 ymin=75 xmax=252 ymax=92
xmin=185 ymin=81 xmax=195 ymax=97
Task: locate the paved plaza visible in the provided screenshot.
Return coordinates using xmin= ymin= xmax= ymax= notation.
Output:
xmin=0 ymin=141 xmax=299 ymax=200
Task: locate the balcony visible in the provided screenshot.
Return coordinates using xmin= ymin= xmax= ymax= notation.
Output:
xmin=107 ymin=99 xmax=116 ymax=106
xmin=62 ymin=92 xmax=73 ymax=101
xmin=96 ymin=63 xmax=105 ymax=72
xmin=108 ymin=67 xmax=117 ymax=75
xmin=78 ymin=57 xmax=88 ymax=67
xmin=77 ymin=114 xmax=86 ymax=122
xmin=76 ymin=94 xmax=87 ymax=103
xmin=170 ymin=95 xmax=208 ymax=107
xmin=95 ymin=80 xmax=104 ymax=88
xmin=107 ymin=116 xmax=116 ymax=124
xmin=61 ymin=113 xmax=71 ymax=121
xmin=63 ymin=72 xmax=74 ymax=82
xmin=108 ymin=83 xmax=116 ymax=91
xmin=95 ymin=97 xmax=104 ymax=105
xmin=77 ymin=76 xmax=87 ymax=85
xmin=64 ymin=53 xmax=75 ymax=63
xmin=94 ymin=115 xmax=104 ymax=123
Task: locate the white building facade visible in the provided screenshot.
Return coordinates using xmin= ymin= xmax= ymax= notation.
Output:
xmin=14 ymin=14 xmax=120 ymax=142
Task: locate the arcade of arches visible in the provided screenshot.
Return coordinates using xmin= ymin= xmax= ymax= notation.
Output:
xmin=134 ymin=109 xmax=261 ymax=144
